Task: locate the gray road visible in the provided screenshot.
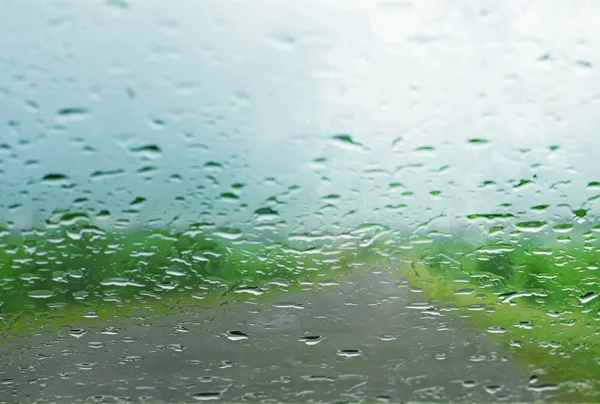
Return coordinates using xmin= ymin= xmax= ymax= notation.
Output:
xmin=0 ymin=267 xmax=541 ymax=402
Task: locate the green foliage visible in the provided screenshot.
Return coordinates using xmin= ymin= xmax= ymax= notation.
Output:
xmin=404 ymin=233 xmax=600 ymax=309
xmin=0 ymin=219 xmax=373 ymax=317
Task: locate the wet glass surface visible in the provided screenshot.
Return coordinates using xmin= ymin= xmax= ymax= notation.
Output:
xmin=1 ymin=0 xmax=600 ymax=402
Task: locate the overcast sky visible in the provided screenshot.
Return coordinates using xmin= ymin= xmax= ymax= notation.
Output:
xmin=1 ymin=0 xmax=599 ymax=234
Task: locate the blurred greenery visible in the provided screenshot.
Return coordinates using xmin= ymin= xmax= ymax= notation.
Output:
xmin=0 ymin=211 xmax=378 ymax=334
xmin=388 ymin=228 xmax=600 ymax=400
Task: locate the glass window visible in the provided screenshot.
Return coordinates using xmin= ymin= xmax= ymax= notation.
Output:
xmin=1 ymin=1 xmax=599 ymax=401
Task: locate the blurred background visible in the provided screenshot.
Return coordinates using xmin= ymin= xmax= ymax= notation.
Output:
xmin=1 ymin=0 xmax=598 ymax=237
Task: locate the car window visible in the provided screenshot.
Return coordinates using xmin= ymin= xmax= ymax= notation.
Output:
xmin=1 ymin=1 xmax=599 ymax=402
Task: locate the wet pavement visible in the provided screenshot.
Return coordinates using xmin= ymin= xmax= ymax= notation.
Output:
xmin=0 ymin=266 xmax=538 ymax=402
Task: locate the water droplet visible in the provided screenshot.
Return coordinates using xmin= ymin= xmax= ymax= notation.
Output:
xmin=254 ymin=207 xmax=279 ymax=221
xmin=406 ymin=302 xmax=434 ymax=310
xmin=510 ymin=340 xmax=523 ymax=348
xmin=467 ymin=213 xmax=514 ymax=220
xmin=331 ymin=134 xmax=364 ymax=150
xmin=235 ymin=286 xmax=263 ymax=296
xmin=156 ymin=280 xmax=178 ymax=290
xmin=73 ymin=290 xmax=89 ymax=300
xmin=149 ymin=117 xmax=166 ymax=130
xmin=579 ymin=292 xmax=598 ymax=304
xmin=91 ymin=169 xmax=125 ymax=179
xmin=476 ymin=244 xmax=515 ymax=254
xmin=585 ymin=180 xmax=600 ymax=190
xmin=219 ymin=192 xmax=239 ymax=201
xmin=552 ymin=223 xmax=573 ymax=233
xmin=266 ymin=32 xmax=296 ymax=51
xmin=100 ymin=277 xmax=145 ymax=287
xmin=42 ymin=173 xmax=69 ymax=183
xmin=415 ymin=145 xmax=435 ymax=153
xmin=101 ymin=326 xmax=119 ymax=335
xmin=299 ymin=335 xmax=323 ymax=345
xmin=528 ymin=383 xmax=560 ymax=392
xmin=226 ymin=330 xmax=248 ymax=341
xmin=499 ymin=290 xmax=547 ymax=303
xmin=467 ymin=138 xmax=489 ymax=144
xmin=513 ymin=179 xmax=533 ymax=188
xmin=129 ymin=144 xmax=162 ymax=159
xmin=575 ymin=59 xmax=593 ymax=72
xmin=130 ymin=197 xmax=146 ymax=207
xmin=69 ymin=328 xmax=87 ymax=338
xmin=515 ymin=221 xmax=546 ymax=233
xmin=213 ymin=228 xmax=243 ymax=240
xmin=56 ymin=107 xmax=90 ymax=122
xmin=96 ymin=210 xmax=111 ymax=219
xmin=485 ymin=384 xmax=503 ymax=394
xmin=204 ymin=161 xmax=222 ymax=171
xmin=28 ymin=290 xmax=54 ymax=299
xmin=336 ymin=349 xmax=362 ymax=358
xmin=302 ymin=375 xmax=336 ymax=382
xmin=462 ymin=380 xmax=477 ymax=388
xmin=486 ymin=326 xmax=507 ymax=334
xmin=137 ymin=166 xmax=157 ymax=175
xmin=391 ymin=136 xmax=403 ymax=148
xmin=273 ymin=302 xmax=304 ymax=309
xmin=193 ymin=392 xmax=222 ymax=401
